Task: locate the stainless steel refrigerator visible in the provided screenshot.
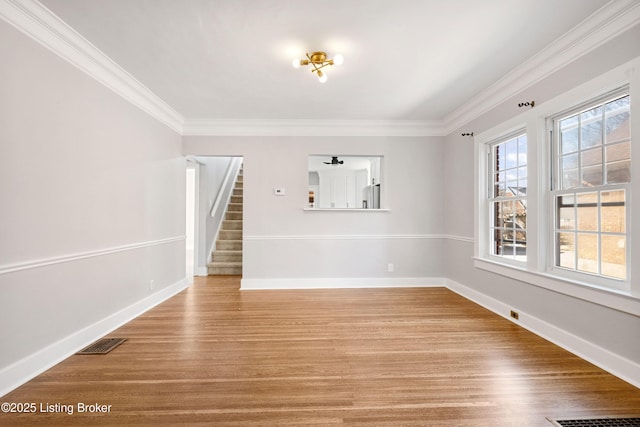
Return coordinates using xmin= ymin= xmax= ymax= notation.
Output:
xmin=362 ymin=184 xmax=380 ymax=209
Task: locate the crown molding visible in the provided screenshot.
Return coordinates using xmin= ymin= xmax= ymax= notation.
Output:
xmin=442 ymin=0 xmax=640 ymax=134
xmin=182 ymin=119 xmax=446 ymax=137
xmin=3 ymin=0 xmax=638 ymax=138
xmin=0 ymin=0 xmax=184 ymax=133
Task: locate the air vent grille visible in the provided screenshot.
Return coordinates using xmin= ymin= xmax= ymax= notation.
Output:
xmin=77 ymin=338 xmax=127 ymax=355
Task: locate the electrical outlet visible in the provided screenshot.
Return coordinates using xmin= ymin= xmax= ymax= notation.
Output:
xmin=510 ymin=310 xmax=519 ymax=320
xmin=149 ymin=280 xmax=155 ymax=291
xmin=388 ymin=263 xmax=394 ymax=273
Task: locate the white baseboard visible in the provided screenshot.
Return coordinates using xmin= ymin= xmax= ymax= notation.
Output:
xmin=241 ymin=277 xmax=446 ymax=290
xmin=0 ymin=277 xmax=190 ymax=398
xmin=194 ymin=267 xmax=209 ymax=276
xmin=446 ymin=278 xmax=640 ymax=389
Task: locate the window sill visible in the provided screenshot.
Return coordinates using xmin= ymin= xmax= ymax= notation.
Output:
xmin=473 ymin=257 xmax=639 ymax=316
xmin=303 ymin=208 xmax=390 ymax=212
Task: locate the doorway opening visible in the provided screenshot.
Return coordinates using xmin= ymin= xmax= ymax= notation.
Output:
xmin=187 ymin=156 xmax=243 ymax=277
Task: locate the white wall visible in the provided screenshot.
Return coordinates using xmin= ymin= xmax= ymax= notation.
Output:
xmin=443 ymin=24 xmax=640 ymax=384
xmin=0 ymin=20 xmax=185 ymax=394
xmin=183 ymin=136 xmax=446 ymax=286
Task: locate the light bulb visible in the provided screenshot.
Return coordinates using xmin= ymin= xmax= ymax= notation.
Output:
xmin=333 ymin=54 xmax=344 ymax=66
xmin=317 ymin=70 xmax=327 ymax=83
xmin=292 ymin=58 xmax=301 ymax=68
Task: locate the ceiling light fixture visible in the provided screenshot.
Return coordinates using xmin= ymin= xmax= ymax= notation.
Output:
xmin=292 ymin=51 xmax=344 ymax=83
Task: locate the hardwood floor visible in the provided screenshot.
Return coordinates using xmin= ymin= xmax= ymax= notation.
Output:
xmin=2 ymin=276 xmax=639 ymax=426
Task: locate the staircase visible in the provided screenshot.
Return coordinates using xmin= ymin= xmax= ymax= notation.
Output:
xmin=208 ymin=167 xmax=243 ymax=275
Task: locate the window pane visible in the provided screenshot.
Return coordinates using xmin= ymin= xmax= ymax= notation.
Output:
xmin=557 ymin=232 xmax=575 ymax=269
xmin=605 ymin=96 xmax=630 ymax=144
xmin=576 ymin=192 xmax=598 ymax=231
xmin=501 ymin=200 xmax=513 ymax=226
xmin=561 ymin=154 xmax=579 ymax=189
xmin=515 ymin=201 xmax=526 ymax=230
xmin=557 ymin=195 xmax=575 ymax=230
xmin=601 ymin=190 xmax=625 ymax=233
xmin=562 ymin=170 xmax=579 ymax=189
xmin=493 ymin=202 xmax=503 ymax=227
xmin=505 ymin=139 xmax=518 ymax=169
xmin=577 ymin=233 xmax=598 ymax=274
xmin=560 ymin=116 xmax=579 ymax=154
xmin=580 ymin=106 xmax=603 ymax=149
xmin=581 ymin=148 xmax=603 ymax=186
xmin=605 ymin=141 xmax=631 ymax=184
xmin=513 ymin=231 xmax=526 ymax=259
xmin=518 ymin=166 xmax=527 ymax=180
xmin=493 ymin=229 xmax=503 ymax=255
xmin=506 ymin=181 xmax=518 ymax=197
xmin=601 ymin=235 xmax=626 ymax=280
xmin=517 ymin=135 xmax=527 ymax=165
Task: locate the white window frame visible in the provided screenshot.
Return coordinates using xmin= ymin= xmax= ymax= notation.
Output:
xmin=547 ymin=89 xmax=631 ymax=291
xmin=486 ymin=131 xmax=528 ymax=266
xmin=474 ymin=56 xmax=640 ymax=315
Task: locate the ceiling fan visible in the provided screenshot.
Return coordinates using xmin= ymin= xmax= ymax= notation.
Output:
xmin=323 ymin=156 xmax=344 ymax=165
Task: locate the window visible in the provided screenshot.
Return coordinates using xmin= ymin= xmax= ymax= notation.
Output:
xmin=552 ymin=92 xmax=630 ymax=281
xmin=489 ymin=133 xmax=527 ymax=261
xmin=475 ymin=60 xmax=638 ymax=310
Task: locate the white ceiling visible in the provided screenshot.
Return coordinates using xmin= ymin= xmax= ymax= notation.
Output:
xmin=39 ymin=0 xmax=610 ymax=124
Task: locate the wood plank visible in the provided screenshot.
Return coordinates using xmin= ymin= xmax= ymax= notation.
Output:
xmin=2 ymin=276 xmax=639 ymax=426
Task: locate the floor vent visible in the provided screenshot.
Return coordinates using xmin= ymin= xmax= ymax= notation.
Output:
xmin=547 ymin=417 xmax=640 ymax=427
xmin=77 ymin=338 xmax=127 ymax=355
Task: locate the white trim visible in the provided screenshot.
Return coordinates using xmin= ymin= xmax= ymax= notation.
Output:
xmin=182 ymin=119 xmax=445 ymax=137
xmin=194 ymin=266 xmax=209 ymax=276
xmin=443 ymin=0 xmax=640 ymax=133
xmin=303 ymin=208 xmax=391 ymax=212
xmin=241 ymin=277 xmax=445 ymax=290
xmin=0 ymin=277 xmax=190 ymax=398
xmin=0 ymin=236 xmax=185 ymax=275
xmin=0 ymin=0 xmax=183 ymax=133
xmin=442 ymin=234 xmax=474 ymax=244
xmin=244 ymin=234 xmax=456 ymax=241
xmin=446 ymin=278 xmax=640 ymax=389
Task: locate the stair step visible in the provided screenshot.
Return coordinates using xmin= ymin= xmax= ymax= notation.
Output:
xmin=228 ymin=203 xmax=243 ymax=212
xmin=216 ymin=240 xmax=242 ymax=250
xmin=235 ymin=181 xmax=243 ymax=189
xmin=225 ymin=213 xmax=242 ymax=222
xmin=222 ymin=220 xmax=242 ymax=230
xmin=236 ymin=174 xmax=243 ymax=182
xmin=230 ymin=195 xmax=243 ymax=204
xmin=212 ymin=250 xmax=242 ymax=262
xmin=219 ymin=229 xmax=242 ymax=240
xmin=225 ymin=211 xmax=242 ymax=221
xmin=233 ymin=188 xmax=243 ymax=196
xmin=208 ymin=261 xmax=242 ymax=275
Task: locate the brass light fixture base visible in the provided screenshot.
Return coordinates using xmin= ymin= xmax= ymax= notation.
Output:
xmin=309 ymin=52 xmax=328 ymax=63
xmin=292 ymin=51 xmax=343 ymax=82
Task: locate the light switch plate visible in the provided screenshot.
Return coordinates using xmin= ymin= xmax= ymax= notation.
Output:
xmin=274 ymin=188 xmax=286 ymax=196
